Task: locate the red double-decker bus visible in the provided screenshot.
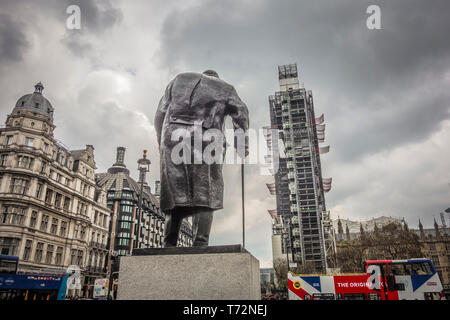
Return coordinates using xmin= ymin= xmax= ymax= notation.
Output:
xmin=288 ymin=259 xmax=444 ymax=300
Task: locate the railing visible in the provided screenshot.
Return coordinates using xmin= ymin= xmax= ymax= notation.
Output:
xmin=86 ymin=266 xmax=107 ymax=274
xmin=90 ymin=241 xmax=107 ymax=250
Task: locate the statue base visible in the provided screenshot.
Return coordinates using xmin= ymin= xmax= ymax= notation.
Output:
xmin=117 ymin=244 xmax=261 ymax=300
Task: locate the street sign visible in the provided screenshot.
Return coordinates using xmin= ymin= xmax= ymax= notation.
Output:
xmin=93 ymin=278 xmax=108 ymax=299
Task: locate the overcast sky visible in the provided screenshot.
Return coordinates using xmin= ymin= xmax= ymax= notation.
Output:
xmin=0 ymin=0 xmax=449 ymax=267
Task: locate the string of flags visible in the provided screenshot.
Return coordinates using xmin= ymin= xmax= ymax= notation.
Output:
xmin=267 ymin=209 xmax=278 ymax=219
xmin=323 ymin=177 xmax=332 ymax=192
xmin=266 ymin=183 xmax=276 ymax=195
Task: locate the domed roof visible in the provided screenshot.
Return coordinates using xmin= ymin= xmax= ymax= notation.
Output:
xmin=13 ymin=82 xmax=54 ymax=121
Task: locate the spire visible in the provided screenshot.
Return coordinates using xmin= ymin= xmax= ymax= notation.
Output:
xmin=418 ymin=219 xmax=425 ymax=240
xmin=403 ymin=218 xmax=409 ymax=232
xmin=34 ymin=82 xmax=44 ymax=94
xmin=337 ymin=216 xmax=343 ymax=235
xmin=434 ymin=218 xmax=441 ymax=239
xmin=345 ymin=224 xmax=350 ymax=241
xmin=374 ymin=222 xmax=379 ymax=235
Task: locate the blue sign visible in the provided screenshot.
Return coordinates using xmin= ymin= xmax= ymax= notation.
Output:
xmin=0 ymin=274 xmax=63 ymax=290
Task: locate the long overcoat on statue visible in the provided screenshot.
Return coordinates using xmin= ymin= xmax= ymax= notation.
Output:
xmin=154 ymin=72 xmax=249 ymax=211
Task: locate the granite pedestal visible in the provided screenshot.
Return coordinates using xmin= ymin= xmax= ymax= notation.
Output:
xmin=117 ymin=245 xmax=261 ymax=300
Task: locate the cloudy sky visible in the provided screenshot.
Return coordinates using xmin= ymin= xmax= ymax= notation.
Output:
xmin=0 ymin=0 xmax=449 ymax=267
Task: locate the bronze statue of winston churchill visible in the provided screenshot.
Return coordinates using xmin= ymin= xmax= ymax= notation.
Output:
xmin=154 ymin=70 xmax=249 ymax=247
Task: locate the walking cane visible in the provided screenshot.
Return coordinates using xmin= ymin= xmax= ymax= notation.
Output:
xmin=241 ymin=162 xmax=245 ymax=249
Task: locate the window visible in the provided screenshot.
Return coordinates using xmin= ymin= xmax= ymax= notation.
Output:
xmin=120 ymin=221 xmax=131 ymax=229
xmin=94 ymin=211 xmax=98 ymax=224
xmin=40 ymin=214 xmax=49 ymax=231
xmin=432 ymin=256 xmax=440 ymax=267
xmin=54 ymin=193 xmax=62 ymax=208
xmin=343 ymin=293 xmax=366 ymax=300
xmin=40 ymin=161 xmax=47 ymax=174
xmin=45 ymin=245 xmax=54 ymax=264
xmin=43 ymin=143 xmax=48 ymax=153
xmin=412 ymin=261 xmax=433 ymax=275
xmin=80 ymin=226 xmax=86 ymax=240
xmin=10 ymin=177 xmax=29 ymax=194
xmin=70 ymin=249 xmax=76 ymax=265
xmin=55 ymin=247 xmax=63 ymax=265
xmin=29 ymin=211 xmax=38 ymax=228
xmin=34 ymin=242 xmax=44 ymax=262
xmin=25 ymin=137 xmax=34 ymax=147
xmin=388 ymin=263 xmax=409 ymax=275
xmin=45 ymin=189 xmax=53 ymax=204
xmin=74 ymin=225 xmax=79 ymax=239
xmin=60 ymin=221 xmax=67 ymax=236
xmin=23 ymin=240 xmax=32 ymax=261
xmin=77 ymin=250 xmax=83 ymax=266
xmin=6 ymin=135 xmax=13 ymax=145
xmin=50 ymin=218 xmax=58 ymax=234
xmin=10 ymin=207 xmax=26 ymax=225
xmin=63 ymin=197 xmax=70 ymax=210
xmin=368 ymin=293 xmax=381 ymax=300
xmin=0 ymin=154 xmax=7 ymax=166
xmin=35 ymin=183 xmax=43 ymax=199
xmin=0 ymin=237 xmax=20 ymax=256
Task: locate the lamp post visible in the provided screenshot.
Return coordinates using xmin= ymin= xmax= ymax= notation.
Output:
xmin=135 ymin=150 xmax=151 ymax=249
xmin=283 ymin=228 xmax=289 ymax=272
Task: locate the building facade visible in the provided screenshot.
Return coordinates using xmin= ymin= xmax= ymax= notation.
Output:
xmin=0 ymin=83 xmax=111 ymax=298
xmin=268 ymin=64 xmax=333 ymax=272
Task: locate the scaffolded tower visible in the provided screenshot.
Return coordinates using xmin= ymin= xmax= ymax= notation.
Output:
xmin=266 ymin=64 xmax=334 ymax=272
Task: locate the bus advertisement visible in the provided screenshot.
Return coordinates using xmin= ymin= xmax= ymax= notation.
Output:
xmin=288 ymin=258 xmax=444 ymax=300
xmin=0 ymin=255 xmax=68 ymax=300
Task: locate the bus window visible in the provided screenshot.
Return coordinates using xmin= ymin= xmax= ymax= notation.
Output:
xmin=412 ymin=262 xmax=433 ymax=275
xmin=304 ymin=294 xmax=311 ymax=300
xmin=404 ymin=264 xmax=412 ymax=275
xmin=0 ymin=257 xmax=18 ymax=274
xmin=336 ymin=293 xmax=343 ymax=300
xmin=312 ymin=293 xmax=335 ymax=300
xmin=343 ymin=293 xmax=366 ymax=300
xmin=368 ymin=262 xmax=388 ymax=276
xmin=388 ymin=263 xmax=407 ymax=275
xmin=424 ymin=292 xmax=441 ymax=300
xmin=368 ymin=293 xmax=381 ymax=300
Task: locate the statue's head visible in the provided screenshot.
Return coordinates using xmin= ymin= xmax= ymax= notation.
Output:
xmin=203 ymin=70 xmax=219 ymax=78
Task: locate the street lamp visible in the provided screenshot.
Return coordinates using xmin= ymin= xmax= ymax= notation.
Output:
xmin=283 ymin=228 xmax=289 ymax=272
xmin=135 ymin=150 xmax=151 ymax=249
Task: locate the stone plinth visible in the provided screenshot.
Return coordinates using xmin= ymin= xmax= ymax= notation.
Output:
xmin=117 ymin=245 xmax=261 ymax=300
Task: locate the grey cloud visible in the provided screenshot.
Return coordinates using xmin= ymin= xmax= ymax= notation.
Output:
xmin=60 ymin=0 xmax=123 ymax=57
xmin=157 ymin=0 xmax=450 ymax=162
xmin=0 ymin=13 xmax=29 ymax=63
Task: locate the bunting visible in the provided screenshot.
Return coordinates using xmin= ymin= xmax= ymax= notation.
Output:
xmin=316 ymin=124 xmax=326 ymax=132
xmin=267 ymin=209 xmax=278 ymax=218
xmin=323 ymin=177 xmax=332 ymax=192
xmin=315 ymin=114 xmax=324 ymax=125
xmin=319 ymin=145 xmax=330 ymax=154
xmin=266 ymin=183 xmax=276 ymax=195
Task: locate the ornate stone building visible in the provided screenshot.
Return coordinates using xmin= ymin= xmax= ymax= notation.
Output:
xmin=0 ymin=83 xmax=111 ymax=298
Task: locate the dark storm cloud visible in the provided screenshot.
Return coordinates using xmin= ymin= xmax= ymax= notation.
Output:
xmin=0 ymin=13 xmax=29 ymax=63
xmin=157 ymin=0 xmax=450 ymax=162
